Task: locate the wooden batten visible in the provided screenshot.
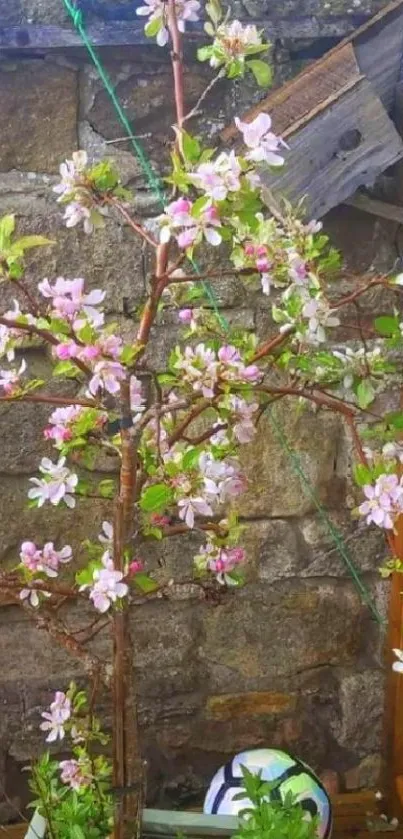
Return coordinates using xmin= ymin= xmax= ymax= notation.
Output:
xmin=259 ymin=68 xmax=403 ymax=219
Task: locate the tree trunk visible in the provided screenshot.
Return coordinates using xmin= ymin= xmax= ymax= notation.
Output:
xmin=112 ymin=381 xmax=143 ymax=839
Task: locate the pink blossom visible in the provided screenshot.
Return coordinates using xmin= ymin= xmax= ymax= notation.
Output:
xmin=128 ymin=559 xmax=144 ymax=576
xmin=130 ymin=375 xmax=145 ymax=414
xmin=80 ymin=344 xmax=101 ymax=361
xmin=59 ymin=759 xmax=91 ymax=791
xmin=229 ymin=395 xmax=259 ymax=443
xmin=44 ymin=405 xmax=83 ymax=445
xmin=301 ymin=297 xmax=340 ymax=343
xmin=63 ymin=202 xmax=94 ymax=235
xmin=208 ymin=546 xmax=245 ymax=585
xmin=40 ymin=691 xmax=71 ymax=742
xmin=28 ymin=457 xmax=78 ymax=509
xmin=288 ymin=253 xmax=308 ymax=284
xmin=38 ymin=277 xmax=105 ymax=328
xmin=393 ymin=648 xmax=403 ymax=674
xmin=178 ymin=308 xmax=193 ymax=324
xmin=191 ymin=152 xmax=241 ymax=201
xmin=159 ymin=198 xmax=193 ymax=243
xmin=218 ymin=345 xmax=241 ymax=364
xmin=40 ymin=543 xmax=73 ymax=577
xmin=150 ymin=513 xmax=171 ymax=527
xmin=54 ymin=151 xmax=88 ymax=200
xmin=177 ymin=207 xmax=222 ymax=250
xmin=88 ymin=360 xmax=126 ymax=396
xmin=99 ymin=520 xmax=113 ymax=547
xmin=177 ymin=227 xmax=198 ymax=249
xmin=19 ymin=588 xmax=41 ymax=608
xmin=242 ymin=364 xmax=261 ymax=383
xmin=137 ymin=0 xmax=200 ymax=47
xmin=177 ymin=497 xmax=213 ymax=529
xmin=235 ymin=113 xmax=286 ymax=167
xmin=55 ymin=341 xmax=79 ymax=360
xmin=20 ymin=541 xmax=42 ymax=573
xmin=20 ymin=541 xmax=72 ymax=578
xmin=174 ymin=343 xmax=218 ymax=397
xmin=211 ymin=20 xmax=262 ymax=66
xmin=0 ymin=359 xmax=26 ymax=395
xmin=82 ymin=552 xmax=129 ymax=613
xmin=359 ymin=483 xmax=394 ymax=529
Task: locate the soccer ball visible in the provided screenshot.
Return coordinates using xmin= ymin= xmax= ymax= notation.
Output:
xmin=203 ymin=748 xmax=332 ymax=839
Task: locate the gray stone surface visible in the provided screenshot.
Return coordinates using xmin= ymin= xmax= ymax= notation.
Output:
xmin=0 ymin=64 xmax=78 ymax=174
xmin=239 ymin=401 xmax=348 ymax=517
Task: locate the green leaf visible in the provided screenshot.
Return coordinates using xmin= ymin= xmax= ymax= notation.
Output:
xmin=182 ymin=447 xmax=202 ymax=470
xmin=98 ymin=479 xmax=116 ymax=498
xmin=0 ymin=214 xmax=15 ymax=248
xmin=120 ymin=345 xmax=137 ymax=365
xmin=374 ymin=315 xmax=399 ymax=337
xmin=71 ymin=826 xmax=86 ymax=839
xmin=133 ymin=573 xmax=159 ymax=594
xmin=353 ymin=463 xmax=373 ymax=487
xmin=52 ymin=360 xmax=77 ymax=378
xmin=204 ymin=21 xmax=215 ymax=36
xmin=386 ymin=412 xmax=403 ymax=430
xmin=356 ymin=379 xmax=375 ymax=409
xmin=14 ymin=235 xmax=54 ymax=251
xmin=145 ymin=16 xmax=161 ymax=37
xmin=247 ymin=59 xmax=273 ymax=87
xmin=206 ymin=0 xmax=222 ymax=25
xmin=191 ymin=195 xmax=211 ymax=218
xmin=182 ymin=131 xmax=201 ymax=163
xmin=197 ymin=46 xmax=213 ymax=62
xmin=157 ymin=372 xmax=177 ymax=386
xmin=140 ymin=483 xmax=173 ymax=513
xmin=75 ymin=562 xmax=99 ymax=587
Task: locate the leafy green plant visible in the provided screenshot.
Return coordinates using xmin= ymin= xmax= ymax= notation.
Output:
xmin=232 ymin=767 xmax=319 ymax=839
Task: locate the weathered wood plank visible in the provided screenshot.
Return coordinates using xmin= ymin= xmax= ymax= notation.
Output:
xmin=0 ymin=21 xmax=182 ymax=50
xmin=256 ymin=79 xmax=403 ymax=220
xmin=354 ymin=5 xmax=403 ymax=111
xmin=142 ymin=810 xmax=237 ymax=837
xmin=222 ymin=42 xmax=361 ymax=144
xmin=0 ymin=15 xmax=366 ymax=53
xmin=345 ymin=193 xmax=403 ymax=224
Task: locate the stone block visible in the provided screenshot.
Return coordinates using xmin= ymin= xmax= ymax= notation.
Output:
xmin=200 ymin=579 xmax=371 ymax=693
xmin=299 ymin=512 xmax=388 ymax=577
xmin=344 ymin=754 xmax=383 ymax=790
xmin=331 ymin=671 xmax=385 ymax=756
xmin=0 ymin=64 xmax=78 ymax=173
xmin=205 ymin=691 xmax=296 ymax=720
xmin=239 ymin=401 xmax=348 ymax=517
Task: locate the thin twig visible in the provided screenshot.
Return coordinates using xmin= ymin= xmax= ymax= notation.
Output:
xmin=182 ymin=69 xmax=225 ymax=124
xmin=105 ymin=196 xmax=158 ymax=248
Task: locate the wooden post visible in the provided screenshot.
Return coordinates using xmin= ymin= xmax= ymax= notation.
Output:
xmin=384 ymin=520 xmax=403 ymax=818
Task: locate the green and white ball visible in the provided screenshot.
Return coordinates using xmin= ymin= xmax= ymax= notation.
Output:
xmin=203 ymin=749 xmax=332 ymax=839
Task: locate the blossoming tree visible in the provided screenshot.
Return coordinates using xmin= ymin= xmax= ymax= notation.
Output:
xmin=1 ymin=0 xmax=403 ymax=836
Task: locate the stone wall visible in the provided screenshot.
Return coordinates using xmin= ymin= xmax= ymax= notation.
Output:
xmin=0 ymin=0 xmax=400 ymax=821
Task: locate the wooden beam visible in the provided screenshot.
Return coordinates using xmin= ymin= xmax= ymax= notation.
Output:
xmin=0 ymin=21 xmax=198 ymax=50
xmin=258 ymin=76 xmax=403 ymax=220
xmin=0 ymin=14 xmax=368 ymax=54
xmin=354 ymin=8 xmax=403 ymax=111
xmin=344 ymin=193 xmax=403 ymax=224
xmin=221 ymin=42 xmax=362 ymax=145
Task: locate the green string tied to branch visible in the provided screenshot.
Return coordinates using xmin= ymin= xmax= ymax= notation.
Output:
xmin=61 ymin=0 xmax=384 ymax=627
